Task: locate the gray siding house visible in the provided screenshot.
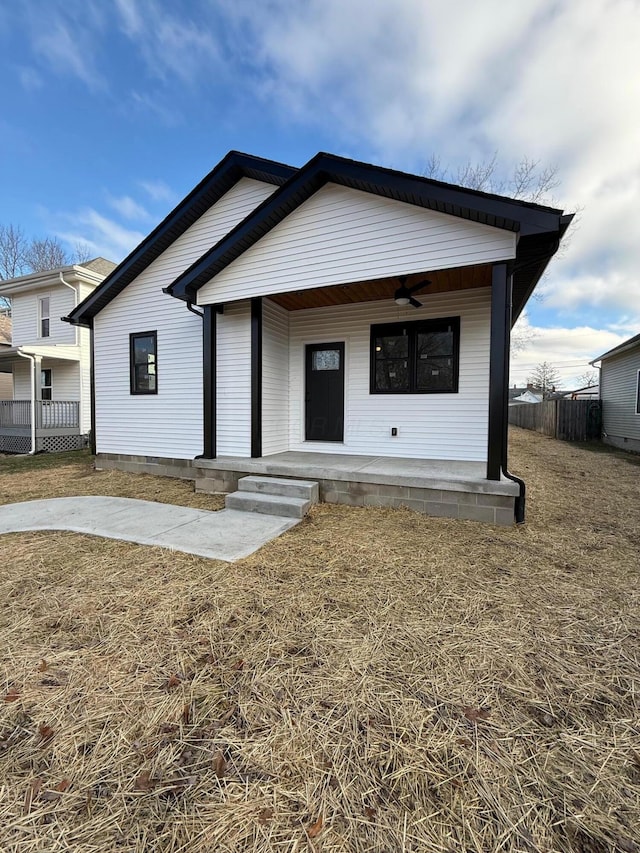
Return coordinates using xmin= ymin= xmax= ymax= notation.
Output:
xmin=593 ymin=333 xmax=640 ymax=453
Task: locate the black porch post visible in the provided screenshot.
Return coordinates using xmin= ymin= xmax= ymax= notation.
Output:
xmin=89 ymin=323 xmax=96 ymax=456
xmin=251 ymin=297 xmax=262 ymax=458
xmin=202 ymin=305 xmax=216 ymax=459
xmin=487 ymin=262 xmax=512 ymax=480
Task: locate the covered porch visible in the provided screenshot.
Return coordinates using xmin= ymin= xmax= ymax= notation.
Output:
xmin=193 ymin=450 xmax=519 ymax=526
xmin=0 ymin=345 xmax=85 ymax=454
xmin=0 ymin=399 xmax=83 ymax=453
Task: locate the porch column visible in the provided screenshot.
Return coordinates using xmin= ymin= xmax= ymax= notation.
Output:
xmin=90 ymin=325 xmax=96 ymax=455
xmin=487 ymin=262 xmax=513 ymax=480
xmin=202 ymin=305 xmax=217 ymax=459
xmin=251 ymin=297 xmax=262 ymax=458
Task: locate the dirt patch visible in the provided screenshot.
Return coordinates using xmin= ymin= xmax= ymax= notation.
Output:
xmin=0 ymin=430 xmax=638 ymax=852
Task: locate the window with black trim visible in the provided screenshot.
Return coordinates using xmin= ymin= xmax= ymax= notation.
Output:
xmin=636 ymin=369 xmax=640 ymax=415
xmin=41 ymin=368 xmax=52 ymax=401
xmin=371 ymin=317 xmax=460 ymax=394
xmin=130 ymin=331 xmax=157 ymax=394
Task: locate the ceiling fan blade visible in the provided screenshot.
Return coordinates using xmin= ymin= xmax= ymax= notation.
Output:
xmin=408 ymin=279 xmax=431 ymax=294
xmin=409 ymin=297 xmax=422 ymax=308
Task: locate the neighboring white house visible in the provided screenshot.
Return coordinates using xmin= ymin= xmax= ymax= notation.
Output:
xmin=0 ymin=314 xmax=12 ymax=399
xmin=66 ymin=152 xmax=572 ymax=524
xmin=0 ymin=258 xmax=116 ymax=453
xmin=511 ymin=389 xmax=543 ymax=404
xmin=592 ymin=333 xmax=640 ymax=453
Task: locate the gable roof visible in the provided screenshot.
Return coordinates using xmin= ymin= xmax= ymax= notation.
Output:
xmin=82 ymin=257 xmax=118 ymax=276
xmin=592 ymin=332 xmax=640 ymax=363
xmin=65 ymin=152 xmax=296 ymax=327
xmin=166 ymin=151 xmax=573 ymax=320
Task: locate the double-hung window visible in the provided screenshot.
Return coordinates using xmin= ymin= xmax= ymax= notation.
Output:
xmin=371 ymin=317 xmax=460 ymax=394
xmin=39 ymin=297 xmax=50 ymax=338
xmin=130 ymin=331 xmax=157 ymax=395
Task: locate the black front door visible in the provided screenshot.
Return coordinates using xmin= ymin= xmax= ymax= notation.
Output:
xmin=305 ymin=342 xmax=345 ymax=442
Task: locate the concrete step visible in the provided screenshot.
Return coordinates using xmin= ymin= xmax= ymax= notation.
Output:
xmin=238 ymin=475 xmax=319 ymax=502
xmin=225 ymin=491 xmax=311 ymax=519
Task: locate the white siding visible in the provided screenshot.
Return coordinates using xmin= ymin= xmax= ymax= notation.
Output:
xmin=198 ymin=184 xmax=516 ymax=305
xmin=217 ymin=300 xmax=251 ymax=456
xmin=287 ymin=289 xmax=491 ymax=461
xmin=94 ymin=179 xmax=276 ymax=459
xmin=262 ymin=299 xmax=289 ymax=455
xmin=10 ymin=285 xmax=76 ymax=346
xmin=12 ymin=360 xmax=30 ymax=399
xmin=601 ymin=346 xmax=640 ymax=447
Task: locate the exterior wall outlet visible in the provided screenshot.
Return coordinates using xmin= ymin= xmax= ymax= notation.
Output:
xmin=391 ymin=427 xmax=398 ymax=436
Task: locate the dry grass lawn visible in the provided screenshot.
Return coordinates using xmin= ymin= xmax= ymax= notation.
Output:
xmin=0 ymin=430 xmax=638 ymax=852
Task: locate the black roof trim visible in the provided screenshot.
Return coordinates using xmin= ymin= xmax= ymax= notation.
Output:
xmin=169 ymin=151 xmax=569 ymax=304
xmin=65 ymin=151 xmax=296 ymax=327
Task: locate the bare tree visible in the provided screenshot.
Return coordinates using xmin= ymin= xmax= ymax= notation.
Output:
xmin=0 ymin=224 xmax=28 ymax=280
xmin=527 ymin=361 xmax=562 ymax=397
xmin=575 ymin=369 xmax=598 ymax=389
xmin=424 ymin=152 xmax=560 ymax=205
xmin=72 ymin=241 xmax=93 ymax=265
xmin=23 ymin=236 xmax=69 ymax=272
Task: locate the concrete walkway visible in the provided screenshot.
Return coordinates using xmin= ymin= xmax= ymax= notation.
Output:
xmin=0 ymin=496 xmax=300 ymax=561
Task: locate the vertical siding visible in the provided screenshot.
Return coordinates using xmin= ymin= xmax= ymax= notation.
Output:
xmin=287 ymin=289 xmax=491 ymax=461
xmin=217 ymin=300 xmax=251 ymax=456
xmin=94 ymin=178 xmax=276 ymax=459
xmin=198 ymin=184 xmax=516 ymax=305
xmin=601 ymin=347 xmax=640 ymax=442
xmin=262 ymin=298 xmax=289 ymax=455
xmin=10 ymin=286 xmax=76 ymax=346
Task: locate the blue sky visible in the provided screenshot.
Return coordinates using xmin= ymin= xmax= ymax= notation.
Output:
xmin=1 ymin=0 xmax=638 ymax=388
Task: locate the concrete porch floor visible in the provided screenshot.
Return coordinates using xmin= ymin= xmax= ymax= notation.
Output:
xmin=195 ymin=451 xmax=519 ymax=497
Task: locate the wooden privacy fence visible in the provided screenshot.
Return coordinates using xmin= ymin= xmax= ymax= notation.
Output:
xmin=509 ymin=399 xmax=602 ymax=441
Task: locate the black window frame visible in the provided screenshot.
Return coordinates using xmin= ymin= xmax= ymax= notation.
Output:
xmin=370 ymin=316 xmax=460 ymax=395
xmin=41 ymin=368 xmax=52 ymax=401
xmin=636 ymin=369 xmax=640 ymax=415
xmin=129 ymin=331 xmax=158 ymax=395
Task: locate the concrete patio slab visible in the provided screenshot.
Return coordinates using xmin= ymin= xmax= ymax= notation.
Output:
xmin=0 ymin=496 xmax=299 ymax=561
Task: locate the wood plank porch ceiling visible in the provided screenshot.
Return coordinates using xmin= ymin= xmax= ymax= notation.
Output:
xmin=269 ymin=263 xmax=492 ymax=311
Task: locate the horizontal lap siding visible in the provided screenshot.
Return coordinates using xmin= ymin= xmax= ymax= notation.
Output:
xmin=198 ymin=184 xmax=516 ymax=305
xmin=94 ymin=179 xmax=276 ymax=459
xmin=11 ymin=286 xmax=76 ymax=346
xmin=12 ymin=361 xmax=30 ymax=399
xmin=601 ymin=348 xmax=640 ymax=441
xmin=262 ymin=299 xmax=289 ymax=455
xmin=288 ymin=289 xmax=491 ymax=461
xmin=217 ymin=301 xmax=251 ymax=456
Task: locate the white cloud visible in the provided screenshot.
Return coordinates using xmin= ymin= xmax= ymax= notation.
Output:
xmin=138 ymin=179 xmax=175 ymax=204
xmin=106 ymin=194 xmax=151 ymax=222
xmin=17 ymin=65 xmax=43 ymax=91
xmin=510 ymin=320 xmax=628 ymax=388
xmin=114 ymin=0 xmax=220 ymax=84
xmin=56 ymin=209 xmax=144 ymax=263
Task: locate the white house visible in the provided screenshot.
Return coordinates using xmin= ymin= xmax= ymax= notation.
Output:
xmin=592 ymin=333 xmax=640 ymax=453
xmin=0 ymin=258 xmax=115 ymax=453
xmin=66 ymin=152 xmax=572 ymax=524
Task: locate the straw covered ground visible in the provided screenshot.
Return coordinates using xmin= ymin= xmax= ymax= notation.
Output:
xmin=0 ymin=430 xmax=638 ymax=852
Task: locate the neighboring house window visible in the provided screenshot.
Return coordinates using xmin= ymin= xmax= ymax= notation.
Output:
xmin=130 ymin=331 xmax=157 ymax=394
xmin=636 ymin=369 xmax=640 ymax=415
xmin=41 ymin=369 xmax=52 ymax=401
xmin=370 ymin=317 xmax=460 ymax=394
xmin=39 ymin=297 xmax=50 ymax=338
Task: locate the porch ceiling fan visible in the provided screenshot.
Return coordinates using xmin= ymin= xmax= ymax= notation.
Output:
xmin=393 ymin=276 xmax=431 ymax=308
